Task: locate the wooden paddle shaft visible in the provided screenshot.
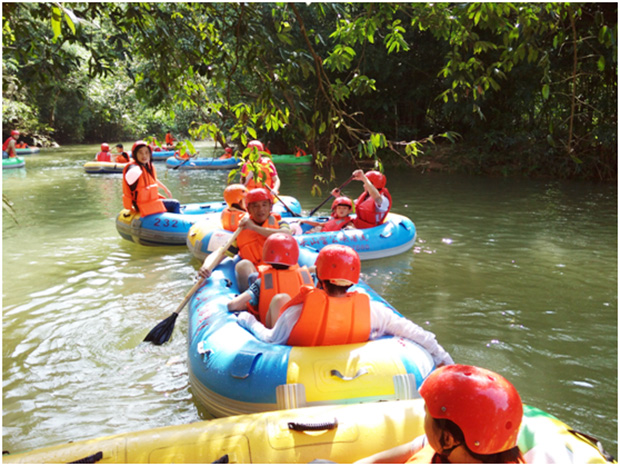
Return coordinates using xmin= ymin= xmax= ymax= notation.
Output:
xmin=172 ymin=226 xmax=243 ymax=315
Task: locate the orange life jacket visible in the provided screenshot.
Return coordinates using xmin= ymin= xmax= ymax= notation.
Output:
xmin=165 ymin=133 xmax=174 ymax=145
xmin=321 ymin=216 xmax=352 ymax=232
xmin=96 ymin=151 xmax=112 ymax=162
xmin=353 ymin=188 xmax=392 ymax=229
xmin=15 ymin=142 xmax=28 ymax=149
xmin=115 ymin=152 xmax=130 ymax=163
xmin=242 ymin=158 xmax=276 ymax=190
xmin=235 ymin=214 xmax=282 ymax=265
xmin=122 ymin=162 xmax=166 ymax=217
xmin=221 ymin=207 xmax=246 ymax=232
xmin=282 ymin=286 xmax=371 ymax=346
xmin=248 ymin=265 xmax=314 ymax=324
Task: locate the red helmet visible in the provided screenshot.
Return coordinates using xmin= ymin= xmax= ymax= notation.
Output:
xmin=331 ymin=196 xmax=353 ymax=211
xmin=419 ymin=365 xmax=523 ymax=455
xmin=223 ymin=184 xmax=248 ymax=207
xmin=262 ymin=233 xmax=299 ymax=266
xmin=246 ymin=188 xmax=272 ymax=206
xmin=11 ymin=130 xmax=20 ymax=137
xmin=365 ymin=170 xmax=386 ymax=190
xmin=225 ymin=147 xmax=233 ymax=154
xmin=316 ymin=244 xmax=360 ymax=286
xmin=247 ymin=140 xmax=265 ymax=152
xmin=131 ymin=140 xmax=152 ymax=159
xmin=101 ymin=143 xmax=110 ymax=152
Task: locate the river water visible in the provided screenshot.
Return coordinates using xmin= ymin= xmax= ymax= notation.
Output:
xmin=2 ymin=142 xmax=617 ymax=458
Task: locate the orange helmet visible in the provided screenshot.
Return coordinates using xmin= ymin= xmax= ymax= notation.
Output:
xmin=131 ymin=140 xmax=152 ymax=159
xmin=246 ymin=188 xmax=272 ymax=206
xmin=420 ymin=365 xmax=523 ymax=455
xmin=247 ymin=140 xmax=264 ymax=152
xmin=223 ymin=184 xmax=248 ymax=207
xmin=365 ymin=170 xmax=386 ymax=190
xmin=316 ymin=244 xmax=360 ymax=286
xmin=262 ymin=233 xmax=299 ymax=266
xmin=101 ymin=143 xmax=110 ymax=152
xmin=331 ymin=196 xmax=353 ymax=211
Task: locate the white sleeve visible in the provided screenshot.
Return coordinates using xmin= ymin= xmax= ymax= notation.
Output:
xmin=125 ymin=165 xmax=142 ymax=185
xmin=376 ymin=194 xmax=390 ymax=212
xmin=370 ymin=300 xmax=454 ymax=366
xmin=236 ymin=304 xmax=303 ymax=345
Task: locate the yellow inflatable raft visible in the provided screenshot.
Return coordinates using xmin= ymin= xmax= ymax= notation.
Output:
xmin=3 ymin=399 xmax=614 ymax=464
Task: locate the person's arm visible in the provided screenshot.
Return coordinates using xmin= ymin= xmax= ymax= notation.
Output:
xmin=236 ymin=304 xmax=302 ymax=344
xmin=352 ymin=169 xmax=382 ymax=204
xmin=355 ymin=436 xmax=426 ymax=464
xmin=271 ymin=174 xmax=281 ymax=194
xmin=370 ymin=301 xmax=454 ymax=367
xmin=156 ymin=179 xmax=173 ymax=198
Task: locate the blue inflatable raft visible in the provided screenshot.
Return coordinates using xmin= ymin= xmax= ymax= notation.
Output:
xmin=150 ymin=150 xmax=176 ymax=161
xmin=187 ymin=254 xmax=435 ymax=418
xmin=116 ymin=196 xmax=302 ymax=246
xmin=165 ymin=156 xmax=241 ymax=170
xmin=15 ymin=147 xmax=40 ymax=155
xmin=187 ymin=212 xmax=416 ymax=261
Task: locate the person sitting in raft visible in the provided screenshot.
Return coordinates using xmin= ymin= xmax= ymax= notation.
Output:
xmin=15 ymin=141 xmax=29 ymax=149
xmin=122 ymin=140 xmax=181 ymax=217
xmin=228 ymin=233 xmax=314 ymax=328
xmin=221 ymin=184 xmax=249 ymax=232
xmin=355 ymin=364 xmax=524 ymax=464
xmin=164 ymin=130 xmax=176 ymax=149
xmin=113 ymin=143 xmax=131 ymax=163
xmin=198 ymin=187 xmax=291 ymax=291
xmin=218 ymin=147 xmax=234 ymax=160
xmin=236 ymin=244 xmax=453 ymax=367
xmin=299 ymin=196 xmax=354 ymax=234
xmin=332 ymin=169 xmax=391 ymax=229
xmin=95 ymin=143 xmax=113 ymax=162
xmin=2 ymin=130 xmax=20 ymax=158
xmin=240 ymin=139 xmax=281 ymax=193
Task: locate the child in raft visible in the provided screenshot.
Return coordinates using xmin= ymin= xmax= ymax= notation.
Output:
xmin=297 ymin=196 xmax=354 ymax=234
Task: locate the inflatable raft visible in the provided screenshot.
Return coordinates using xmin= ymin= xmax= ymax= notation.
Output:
xmin=187 ymin=212 xmax=416 ymax=261
xmin=271 ymin=153 xmax=312 ymax=165
xmin=15 ymin=147 xmax=40 ymax=155
xmin=3 ymin=399 xmax=614 ymax=464
xmin=2 ymin=157 xmax=25 ymax=170
xmin=165 ymin=156 xmax=240 ymax=170
xmin=187 ymin=255 xmax=435 ymax=418
xmin=116 ymin=196 xmax=302 ymax=246
xmin=150 ymin=150 xmax=175 ymax=161
xmin=83 ymin=161 xmax=129 ymax=174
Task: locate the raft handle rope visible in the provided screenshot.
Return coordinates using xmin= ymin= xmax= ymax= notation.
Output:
xmin=330 ymin=368 xmax=368 ymax=381
xmin=568 ymin=429 xmax=616 ymax=462
xmin=68 ymin=451 xmax=103 ymax=463
xmin=288 ymin=418 xmax=338 ymax=432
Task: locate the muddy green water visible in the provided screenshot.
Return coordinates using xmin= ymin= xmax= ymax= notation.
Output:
xmin=2 ymin=142 xmax=617 ymax=458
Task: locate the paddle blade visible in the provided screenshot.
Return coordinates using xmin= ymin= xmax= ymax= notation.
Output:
xmin=143 ymin=312 xmax=178 ymax=345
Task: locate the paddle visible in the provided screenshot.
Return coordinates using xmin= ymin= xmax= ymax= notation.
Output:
xmin=172 ymin=151 xmax=199 ymax=170
xmin=266 ymin=185 xmax=301 ymax=218
xmin=143 ymin=226 xmax=242 ymax=345
xmin=308 ymin=176 xmax=354 ymax=217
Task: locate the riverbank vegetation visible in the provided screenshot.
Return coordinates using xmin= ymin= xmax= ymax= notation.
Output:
xmin=2 ymin=3 xmax=616 ymax=181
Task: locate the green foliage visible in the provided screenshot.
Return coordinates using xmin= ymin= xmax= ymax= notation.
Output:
xmin=1 ymin=2 xmax=616 ymax=181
